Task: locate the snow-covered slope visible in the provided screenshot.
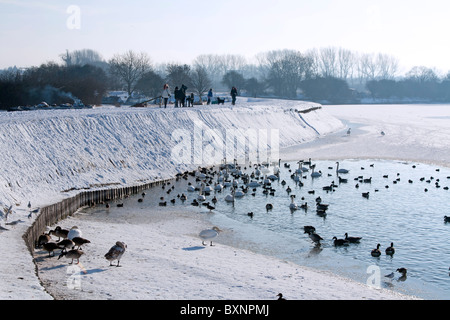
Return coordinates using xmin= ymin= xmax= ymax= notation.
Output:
xmin=0 ymin=98 xmax=343 ymax=211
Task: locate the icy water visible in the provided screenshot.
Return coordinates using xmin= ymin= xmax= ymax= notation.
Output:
xmin=83 ymin=159 xmax=450 ymax=299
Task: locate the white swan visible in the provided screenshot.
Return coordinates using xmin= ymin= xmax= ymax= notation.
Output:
xmin=197 ymin=183 xmax=206 ymax=202
xmin=199 ymin=226 xmax=221 ymax=246
xmin=310 ymin=165 xmax=322 ymax=178
xmin=289 ymin=195 xmax=298 ymax=210
xmin=68 ymin=226 xmax=82 ymax=240
xmin=225 ymin=188 xmax=235 ymax=202
xmin=336 ymin=161 xmax=349 ymax=174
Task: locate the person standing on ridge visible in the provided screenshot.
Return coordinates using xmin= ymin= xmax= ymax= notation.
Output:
xmin=161 ymin=83 xmax=171 ymax=108
xmin=207 ymin=88 xmax=213 ymax=105
xmin=230 ymin=86 xmax=238 ymax=105
xmin=174 ymin=86 xmax=180 ymax=107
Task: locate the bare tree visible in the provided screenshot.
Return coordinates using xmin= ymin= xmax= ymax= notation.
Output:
xmin=190 ymin=66 xmax=212 ymax=102
xmin=376 ymin=53 xmax=399 ymax=80
xmin=109 ymin=50 xmax=152 ymax=96
xmin=165 ymin=63 xmax=191 ymax=88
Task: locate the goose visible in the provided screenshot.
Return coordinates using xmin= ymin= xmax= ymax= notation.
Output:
xmin=385 ymin=242 xmax=395 ymax=255
xmin=180 ymin=193 xmax=187 ymax=201
xmin=309 ymin=231 xmax=323 ymax=244
xmin=58 ymin=249 xmax=84 ymax=264
xmin=105 ymin=241 xmax=127 ymax=267
xmin=42 ymin=242 xmax=60 ymax=257
xmin=300 ymin=202 xmax=308 ymax=210
xmin=68 ymin=226 xmax=82 ymax=240
xmin=336 ymin=162 xmax=349 ymax=174
xmin=303 ymin=226 xmax=315 ymax=234
xmin=57 ymin=239 xmax=75 ymax=252
xmin=49 ymin=226 xmax=69 ymax=241
xmin=37 ymin=232 xmax=51 ymax=248
xmin=371 ymin=244 xmax=382 ymax=257
xmin=72 ymin=237 xmax=91 ymax=250
xmin=199 ymin=226 xmax=221 ymax=246
xmin=247 ymin=212 xmax=254 ymax=218
xmin=397 ymin=268 xmax=407 ymax=281
xmin=362 ymin=192 xmax=370 ymax=199
xmin=344 ymin=233 xmax=362 ymax=243
xmin=265 ymin=203 xmax=273 ymax=211
xmin=444 ymin=216 xmax=450 ymax=223
xmin=276 ymin=293 xmax=286 ymax=300
xmin=332 ymin=236 xmax=349 ymax=246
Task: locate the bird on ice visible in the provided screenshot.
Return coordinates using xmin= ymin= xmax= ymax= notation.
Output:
xmin=68 ymin=226 xmax=82 ymax=240
xmin=105 ymin=241 xmax=127 ymax=267
xmin=199 ymin=226 xmax=221 ymax=246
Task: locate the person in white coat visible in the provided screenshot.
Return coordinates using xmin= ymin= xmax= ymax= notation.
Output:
xmin=161 ymin=84 xmax=171 ymax=108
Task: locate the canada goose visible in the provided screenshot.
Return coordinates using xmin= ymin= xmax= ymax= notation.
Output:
xmin=49 ymin=226 xmax=69 ymax=241
xmin=371 ymin=244 xmax=381 ymax=257
xmin=344 ymin=233 xmax=362 ymax=243
xmin=332 ymin=237 xmax=349 ymax=246
xmin=396 ymin=268 xmax=407 ymax=281
xmin=42 ymin=242 xmax=60 ymax=257
xmin=247 ymin=212 xmax=254 ymax=218
xmin=199 ymin=226 xmax=221 ymax=246
xmin=277 ymin=293 xmax=286 ymax=300
xmin=385 ymin=242 xmax=395 ymax=255
xmin=68 ymin=226 xmax=82 ymax=240
xmin=308 ymin=231 xmax=323 ymax=244
xmin=336 ymin=162 xmax=349 ymax=174
xmin=303 ymin=226 xmax=315 ymax=234
xmin=444 ymin=216 xmax=450 ymax=223
xmin=265 ymin=203 xmax=273 ymax=211
xmin=105 ymin=241 xmax=127 ymax=267
xmin=37 ymin=232 xmax=51 ymax=248
xmin=57 ymin=239 xmax=75 ymax=252
xmin=58 ymin=249 xmax=84 ymax=264
xmin=362 ymin=192 xmax=370 ymax=199
xmin=72 ymin=237 xmax=91 ymax=250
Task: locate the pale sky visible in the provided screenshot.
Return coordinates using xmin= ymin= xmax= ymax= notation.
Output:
xmin=1 ymin=0 xmax=450 ymax=74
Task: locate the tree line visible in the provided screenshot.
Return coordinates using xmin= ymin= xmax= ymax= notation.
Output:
xmin=1 ymin=47 xmax=450 ymax=110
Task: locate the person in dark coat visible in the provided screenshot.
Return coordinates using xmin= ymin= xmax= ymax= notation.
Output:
xmin=230 ymin=86 xmax=238 ymax=105
xmin=174 ymin=86 xmax=180 ymax=108
xmin=180 ymin=84 xmax=187 ymax=107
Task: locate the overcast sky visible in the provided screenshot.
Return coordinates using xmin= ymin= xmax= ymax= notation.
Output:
xmin=1 ymin=0 xmax=450 ymax=74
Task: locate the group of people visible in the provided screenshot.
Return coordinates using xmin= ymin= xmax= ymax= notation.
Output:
xmin=161 ymin=84 xmax=238 ymax=108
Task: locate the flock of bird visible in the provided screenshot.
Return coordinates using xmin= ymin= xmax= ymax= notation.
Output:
xmin=36 ymin=225 xmax=126 ymax=267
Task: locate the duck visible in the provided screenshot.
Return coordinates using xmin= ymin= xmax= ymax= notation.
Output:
xmin=72 ymin=237 xmax=91 ymax=250
xmin=332 ymin=236 xmax=349 ymax=246
xmin=371 ymin=243 xmax=381 ymax=257
xmin=68 ymin=226 xmax=82 ymax=240
xmin=397 ymin=268 xmax=407 ymax=281
xmin=385 ymin=242 xmax=395 ymax=255
xmin=105 ymin=241 xmax=127 ymax=267
xmin=42 ymin=242 xmax=60 ymax=257
xmin=199 ymin=226 xmax=221 ymax=246
xmin=265 ymin=203 xmax=273 ymax=211
xmin=344 ymin=233 xmax=362 ymax=243
xmin=247 ymin=212 xmax=254 ymax=218
xmin=444 ymin=216 xmax=450 ymax=223
xmin=57 ymin=239 xmax=75 ymax=252
xmin=58 ymin=249 xmax=84 ymax=264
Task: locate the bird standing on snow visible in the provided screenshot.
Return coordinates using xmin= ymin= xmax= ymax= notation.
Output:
xmin=68 ymin=226 xmax=82 ymax=240
xmin=58 ymin=249 xmax=84 ymax=264
xmin=105 ymin=241 xmax=127 ymax=267
xmin=199 ymin=226 xmax=221 ymax=246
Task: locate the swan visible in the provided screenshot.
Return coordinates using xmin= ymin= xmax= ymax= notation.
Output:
xmin=336 ymin=162 xmax=349 ymax=174
xmin=310 ymin=165 xmax=322 ymax=178
xmin=68 ymin=226 xmax=82 ymax=240
xmin=199 ymin=226 xmax=221 ymax=246
xmin=105 ymin=241 xmax=127 ymax=267
xmin=225 ymin=188 xmax=235 ymax=202
xmin=234 ymin=188 xmax=245 ymax=198
xmin=289 ymin=195 xmax=298 ymax=210
xmin=197 ymin=183 xmax=206 ymax=202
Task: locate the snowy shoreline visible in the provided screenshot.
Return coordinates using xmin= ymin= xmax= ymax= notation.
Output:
xmin=3 ymin=99 xmax=449 ymax=300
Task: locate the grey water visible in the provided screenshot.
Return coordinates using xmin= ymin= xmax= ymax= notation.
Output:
xmin=84 ymin=159 xmax=450 ymax=299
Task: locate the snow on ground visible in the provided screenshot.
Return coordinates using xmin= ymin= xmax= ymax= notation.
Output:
xmin=3 ymin=98 xmax=447 ymax=300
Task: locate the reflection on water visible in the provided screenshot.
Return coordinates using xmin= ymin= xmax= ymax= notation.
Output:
xmin=82 ymin=159 xmax=450 ymax=299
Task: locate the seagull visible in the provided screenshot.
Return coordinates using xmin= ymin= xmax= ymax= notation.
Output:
xmin=199 ymin=226 xmax=221 ymax=246
xmin=105 ymin=241 xmax=127 ymax=267
xmin=384 ymin=272 xmax=395 ymax=280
